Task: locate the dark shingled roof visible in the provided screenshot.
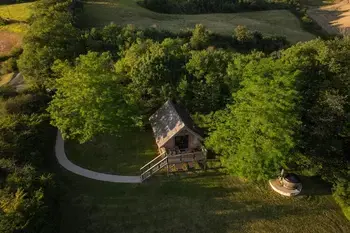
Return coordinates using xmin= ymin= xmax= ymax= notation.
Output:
xmin=149 ymin=100 xmax=204 ymax=147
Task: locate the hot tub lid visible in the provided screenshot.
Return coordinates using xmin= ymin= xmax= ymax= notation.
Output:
xmin=284 ymin=173 xmax=301 ymax=183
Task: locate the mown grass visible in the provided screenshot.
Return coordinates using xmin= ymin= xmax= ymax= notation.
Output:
xmin=79 ymin=0 xmax=315 ymax=43
xmin=65 ymin=129 xmax=157 ymax=175
xmin=0 ymin=2 xmax=33 ymax=21
xmin=57 ymin=167 xmax=350 ymax=233
xmin=61 ymin=129 xmax=350 ymax=233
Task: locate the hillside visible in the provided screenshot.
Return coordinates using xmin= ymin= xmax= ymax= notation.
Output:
xmin=79 ymin=0 xmax=316 ymax=43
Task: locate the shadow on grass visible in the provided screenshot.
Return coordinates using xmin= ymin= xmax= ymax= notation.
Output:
xmin=298 ymin=175 xmax=332 ymax=196
xmin=56 ymin=167 xmax=350 ymax=233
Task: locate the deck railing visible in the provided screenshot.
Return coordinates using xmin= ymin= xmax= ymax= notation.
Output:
xmin=140 ymin=151 xmax=167 ymax=173
xmin=139 ymin=148 xmax=207 ymax=182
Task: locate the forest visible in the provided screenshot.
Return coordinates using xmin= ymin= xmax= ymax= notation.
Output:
xmin=0 ymin=0 xmax=349 ymax=232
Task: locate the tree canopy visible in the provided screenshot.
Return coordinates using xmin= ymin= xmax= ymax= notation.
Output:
xmin=48 ymin=52 xmax=137 ymax=143
xmin=206 ymin=58 xmax=300 ymax=180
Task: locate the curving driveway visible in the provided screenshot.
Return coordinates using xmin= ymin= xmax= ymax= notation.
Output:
xmin=55 ymin=131 xmax=142 ymax=183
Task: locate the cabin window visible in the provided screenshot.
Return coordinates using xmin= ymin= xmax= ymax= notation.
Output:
xmin=175 ymin=135 xmax=189 ymax=150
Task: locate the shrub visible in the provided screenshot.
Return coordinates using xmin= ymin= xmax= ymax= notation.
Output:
xmin=190 ymin=24 xmax=211 ymax=49
xmin=332 ymin=170 xmax=350 ymax=220
xmin=0 ymin=17 xmax=7 ymax=26
xmin=1 ymin=94 xmax=34 ymax=114
xmin=0 ymin=58 xmax=17 ymax=74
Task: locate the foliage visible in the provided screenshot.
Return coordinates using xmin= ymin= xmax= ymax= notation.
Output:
xmin=190 ymin=24 xmax=211 ymax=50
xmin=206 ymin=58 xmax=300 ymax=180
xmin=0 ymin=57 xmax=17 ymax=74
xmin=17 ymin=0 xmax=81 ymax=89
xmin=143 ymin=0 xmax=288 ymax=14
xmin=0 ymin=16 xmax=6 ymax=26
xmin=115 ymin=38 xmax=187 ymax=115
xmin=82 ymin=23 xmax=144 ymax=59
xmin=48 ymin=52 xmax=137 ymax=143
xmin=181 ymin=48 xmax=232 ymax=113
xmin=0 ymin=159 xmax=52 ymax=233
xmin=0 ymin=89 xmax=57 ymax=232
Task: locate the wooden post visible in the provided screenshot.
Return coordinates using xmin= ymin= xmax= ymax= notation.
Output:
xmin=166 ymin=158 xmax=169 ymax=176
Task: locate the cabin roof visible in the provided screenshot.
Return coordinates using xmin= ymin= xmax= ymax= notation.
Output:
xmin=149 ymin=100 xmax=204 ymax=147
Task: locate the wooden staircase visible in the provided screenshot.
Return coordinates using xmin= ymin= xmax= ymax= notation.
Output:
xmin=140 ymin=149 xmax=207 ymax=182
xmin=140 ymin=152 xmax=168 ymax=181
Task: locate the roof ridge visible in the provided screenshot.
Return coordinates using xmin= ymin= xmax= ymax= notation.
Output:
xmin=167 ymin=99 xmax=185 ymax=125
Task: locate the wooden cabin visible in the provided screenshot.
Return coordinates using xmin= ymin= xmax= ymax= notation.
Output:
xmin=149 ymin=100 xmax=205 ymax=155
xmin=140 ymin=100 xmax=207 ymax=181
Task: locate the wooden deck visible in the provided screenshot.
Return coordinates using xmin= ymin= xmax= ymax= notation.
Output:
xmin=140 ymin=148 xmax=207 ymax=181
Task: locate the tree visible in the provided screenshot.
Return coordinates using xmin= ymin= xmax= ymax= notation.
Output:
xmin=233 ymin=25 xmax=254 ymax=43
xmin=190 ymin=24 xmax=211 ymax=50
xmin=115 ymin=38 xmax=186 ymax=115
xmin=206 ymin=58 xmax=300 ymax=180
xmin=48 ymin=52 xmax=137 ymax=143
xmin=18 ymin=0 xmax=81 ymax=88
xmin=180 ymin=48 xmax=232 ymax=113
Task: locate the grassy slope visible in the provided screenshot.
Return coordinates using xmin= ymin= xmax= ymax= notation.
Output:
xmin=66 ymin=130 xmax=157 ymax=175
xmin=79 ymin=0 xmax=316 ymax=43
xmin=58 ymin=168 xmax=350 ymax=233
xmin=0 ymin=2 xmax=33 ymax=21
xmin=62 ymin=131 xmax=350 ymax=232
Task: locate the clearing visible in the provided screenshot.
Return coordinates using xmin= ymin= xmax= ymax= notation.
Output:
xmin=79 ymin=0 xmax=316 ymax=43
xmin=0 ymin=2 xmax=32 ymax=56
xmin=308 ymin=0 xmax=350 ymax=35
xmin=0 ymin=2 xmax=33 ymax=21
xmin=65 ymin=130 xmax=157 ymax=175
xmin=0 ymin=31 xmax=22 ymax=56
xmin=57 ymin=168 xmax=350 ymax=233
xmin=59 ymin=130 xmax=350 ymax=233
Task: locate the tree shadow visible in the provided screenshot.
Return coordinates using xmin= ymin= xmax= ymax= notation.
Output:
xmin=297 ymin=175 xmax=332 ymax=196
xmin=57 ymin=169 xmax=350 ymax=233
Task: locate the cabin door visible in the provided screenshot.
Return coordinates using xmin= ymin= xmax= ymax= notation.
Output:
xmin=175 ymin=135 xmax=189 ymax=150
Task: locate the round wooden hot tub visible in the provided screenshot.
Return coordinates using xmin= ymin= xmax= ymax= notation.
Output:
xmin=269 ymin=173 xmax=302 ymax=197
xmin=282 ymin=173 xmax=301 ymax=190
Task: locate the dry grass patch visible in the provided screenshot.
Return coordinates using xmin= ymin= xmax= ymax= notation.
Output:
xmin=0 ymin=72 xmax=14 ymax=86
xmin=0 ymin=31 xmax=22 ymax=56
xmin=308 ymin=0 xmax=350 ymax=35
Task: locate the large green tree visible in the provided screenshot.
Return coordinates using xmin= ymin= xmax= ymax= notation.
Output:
xmin=115 ymin=38 xmax=186 ymax=114
xmin=206 ymin=58 xmax=300 ymax=180
xmin=18 ymin=0 xmax=81 ymax=88
xmin=179 ymin=48 xmax=232 ymax=113
xmin=48 ymin=52 xmax=137 ymax=143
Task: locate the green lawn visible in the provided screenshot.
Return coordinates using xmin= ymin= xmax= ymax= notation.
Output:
xmin=79 ymin=0 xmax=315 ymax=43
xmin=60 ymin=129 xmax=350 ymax=233
xmin=65 ymin=130 xmax=158 ymax=175
xmin=57 ymin=169 xmax=350 ymax=233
